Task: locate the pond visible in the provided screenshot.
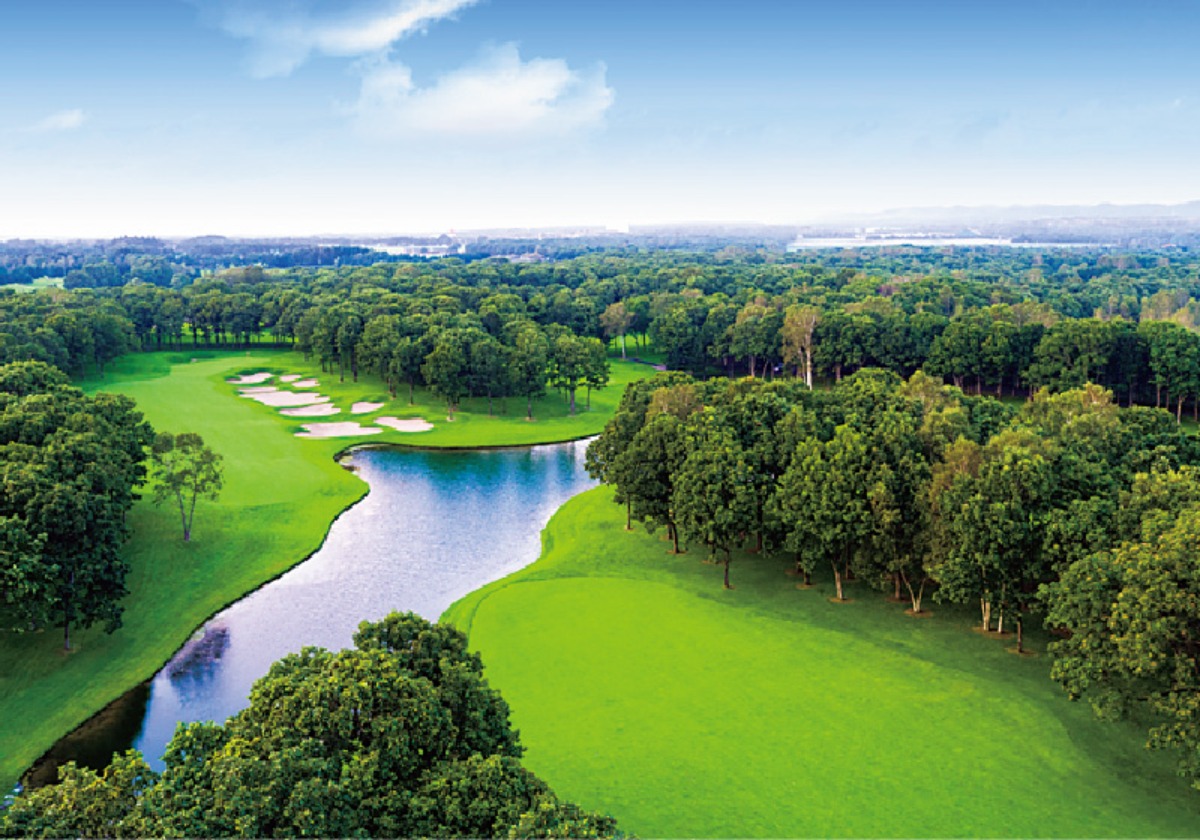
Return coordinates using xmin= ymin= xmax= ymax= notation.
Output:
xmin=28 ymin=440 xmax=595 ymax=782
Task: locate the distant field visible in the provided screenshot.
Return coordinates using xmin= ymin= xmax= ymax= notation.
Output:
xmin=0 ymin=349 xmax=650 ymax=790
xmin=0 ymin=276 xmax=64 ymax=293
xmin=444 ymin=487 xmax=1200 ymax=838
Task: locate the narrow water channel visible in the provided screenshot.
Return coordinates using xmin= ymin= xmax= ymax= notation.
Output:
xmin=29 ymin=440 xmax=594 ymax=783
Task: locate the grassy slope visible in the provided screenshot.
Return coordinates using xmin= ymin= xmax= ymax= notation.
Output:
xmin=0 ymin=349 xmax=648 ymax=790
xmin=443 ymin=487 xmax=1200 ymax=838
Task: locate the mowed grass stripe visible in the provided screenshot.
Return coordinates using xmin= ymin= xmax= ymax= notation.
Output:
xmin=445 ymin=487 xmax=1200 ymax=838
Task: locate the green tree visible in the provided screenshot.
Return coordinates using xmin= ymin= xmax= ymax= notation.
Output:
xmin=1044 ymin=508 xmax=1200 ymax=788
xmin=148 ymin=432 xmax=224 ymax=543
xmin=509 ymin=324 xmax=549 ymax=420
xmin=599 ymin=301 xmax=634 ymax=359
xmin=672 ymin=414 xmax=756 ymax=588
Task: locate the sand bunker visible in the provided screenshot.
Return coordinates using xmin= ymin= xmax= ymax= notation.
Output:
xmin=280 ymin=404 xmax=342 ymax=417
xmin=228 ymin=372 xmax=273 ymax=385
xmin=351 ymin=401 xmax=385 ymax=415
xmin=291 ymin=378 xmax=319 ymax=388
xmin=375 ymin=416 xmax=434 ymax=433
xmin=246 ymin=391 xmax=329 ymax=408
xmin=239 ymin=386 xmax=279 ymax=395
xmin=279 ymin=374 xmax=301 ymax=383
xmin=295 ymin=422 xmax=384 ymax=439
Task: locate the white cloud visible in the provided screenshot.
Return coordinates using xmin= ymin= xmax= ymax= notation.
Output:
xmin=29 ymin=109 xmax=86 ymax=133
xmin=353 ymin=43 xmax=613 ymax=138
xmin=207 ymin=0 xmax=477 ymax=77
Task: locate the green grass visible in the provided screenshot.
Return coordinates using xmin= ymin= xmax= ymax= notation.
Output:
xmin=0 ymin=276 xmax=64 ymax=294
xmin=0 ymin=349 xmax=650 ymax=791
xmin=443 ymin=487 xmax=1200 ymax=838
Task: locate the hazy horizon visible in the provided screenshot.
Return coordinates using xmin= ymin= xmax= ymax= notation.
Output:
xmin=3 ymin=1 xmax=1198 ymax=238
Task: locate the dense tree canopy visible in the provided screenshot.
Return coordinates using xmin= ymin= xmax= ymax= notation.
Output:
xmin=0 ymin=363 xmax=153 ymax=649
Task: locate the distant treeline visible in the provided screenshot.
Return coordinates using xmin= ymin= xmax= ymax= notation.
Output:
xmin=6 ymin=249 xmax=1200 ymax=417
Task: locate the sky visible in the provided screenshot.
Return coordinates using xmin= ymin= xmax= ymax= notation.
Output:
xmin=1 ymin=0 xmax=1199 ymax=238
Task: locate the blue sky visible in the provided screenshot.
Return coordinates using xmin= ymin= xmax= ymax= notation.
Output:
xmin=1 ymin=0 xmax=1198 ymax=237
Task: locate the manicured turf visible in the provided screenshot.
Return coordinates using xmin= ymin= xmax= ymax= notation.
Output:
xmin=443 ymin=487 xmax=1200 ymax=838
xmin=0 ymin=349 xmax=649 ymax=790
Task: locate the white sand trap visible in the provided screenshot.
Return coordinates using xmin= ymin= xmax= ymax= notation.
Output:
xmin=280 ymin=404 xmax=342 ymax=417
xmin=228 ymin=372 xmax=274 ymax=385
xmin=239 ymin=386 xmax=279 ymax=395
xmin=375 ymin=416 xmax=434 ymax=433
xmin=279 ymin=374 xmax=302 ymax=383
xmin=250 ymin=391 xmax=329 ymax=408
xmin=351 ymin=401 xmax=385 ymax=415
xmin=295 ymin=422 xmax=384 ymax=439
xmin=292 ymin=378 xmax=319 ymax=388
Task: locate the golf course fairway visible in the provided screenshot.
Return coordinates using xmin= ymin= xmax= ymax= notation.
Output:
xmin=443 ymin=487 xmax=1200 ymax=838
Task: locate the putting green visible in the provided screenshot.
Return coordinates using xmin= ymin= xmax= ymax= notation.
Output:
xmin=446 ymin=488 xmax=1200 ymax=838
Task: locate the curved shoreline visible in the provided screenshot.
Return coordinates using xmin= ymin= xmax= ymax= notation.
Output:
xmin=21 ymin=434 xmax=597 ymax=790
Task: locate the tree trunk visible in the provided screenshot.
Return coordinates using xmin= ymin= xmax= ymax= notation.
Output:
xmin=625 ymin=499 xmax=632 ymax=531
xmin=177 ymin=491 xmax=189 ymax=542
xmin=63 ymin=569 xmax=74 ymax=651
xmin=408 ymin=379 xmax=415 ymax=405
xmin=670 ymin=521 xmax=681 ymax=554
xmin=832 ymin=560 xmax=844 ymax=600
xmin=723 ymin=549 xmax=732 ymax=589
xmin=527 ymin=394 xmax=534 ymax=420
xmin=1016 ymin=616 xmax=1024 ymax=653
xmin=186 ymin=489 xmax=198 ymax=542
xmin=620 ymin=334 xmax=627 ymax=359
xmin=835 ymin=364 xmax=843 ymax=383
xmin=803 ymin=569 xmax=811 ymax=586
xmin=902 ymin=571 xmax=926 ymax=614
xmin=804 ymin=351 xmax=814 ymax=390
xmin=1178 ymin=395 xmax=1185 ymax=424
xmin=569 ymin=388 xmax=576 ymax=415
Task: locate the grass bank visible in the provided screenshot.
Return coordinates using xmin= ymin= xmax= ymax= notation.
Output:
xmin=0 ymin=349 xmax=648 ymax=790
xmin=443 ymin=486 xmax=1200 ymax=838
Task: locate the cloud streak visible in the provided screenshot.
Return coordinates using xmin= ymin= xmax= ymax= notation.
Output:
xmin=352 ymin=43 xmax=613 ymax=138
xmin=28 ymin=109 xmax=86 ymax=133
xmin=206 ymin=0 xmax=477 ymax=77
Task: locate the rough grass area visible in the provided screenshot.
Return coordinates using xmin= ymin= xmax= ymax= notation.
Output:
xmin=443 ymin=487 xmax=1200 ymax=838
xmin=0 ymin=349 xmax=649 ymax=790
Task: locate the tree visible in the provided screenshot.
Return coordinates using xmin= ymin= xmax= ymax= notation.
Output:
xmin=672 ymin=414 xmax=756 ymax=588
xmin=424 ymin=328 xmax=473 ymax=419
xmin=599 ymin=301 xmax=634 ymax=359
xmin=511 ymin=324 xmax=550 ymax=421
xmin=550 ymin=332 xmax=590 ymax=415
xmin=775 ymin=425 xmax=874 ymax=601
xmin=612 ymin=413 xmax=690 ymax=551
xmin=148 ymin=432 xmax=224 ymax=542
xmin=781 ymin=304 xmax=819 ymax=388
xmin=1044 ymin=508 xmax=1200 ymax=788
